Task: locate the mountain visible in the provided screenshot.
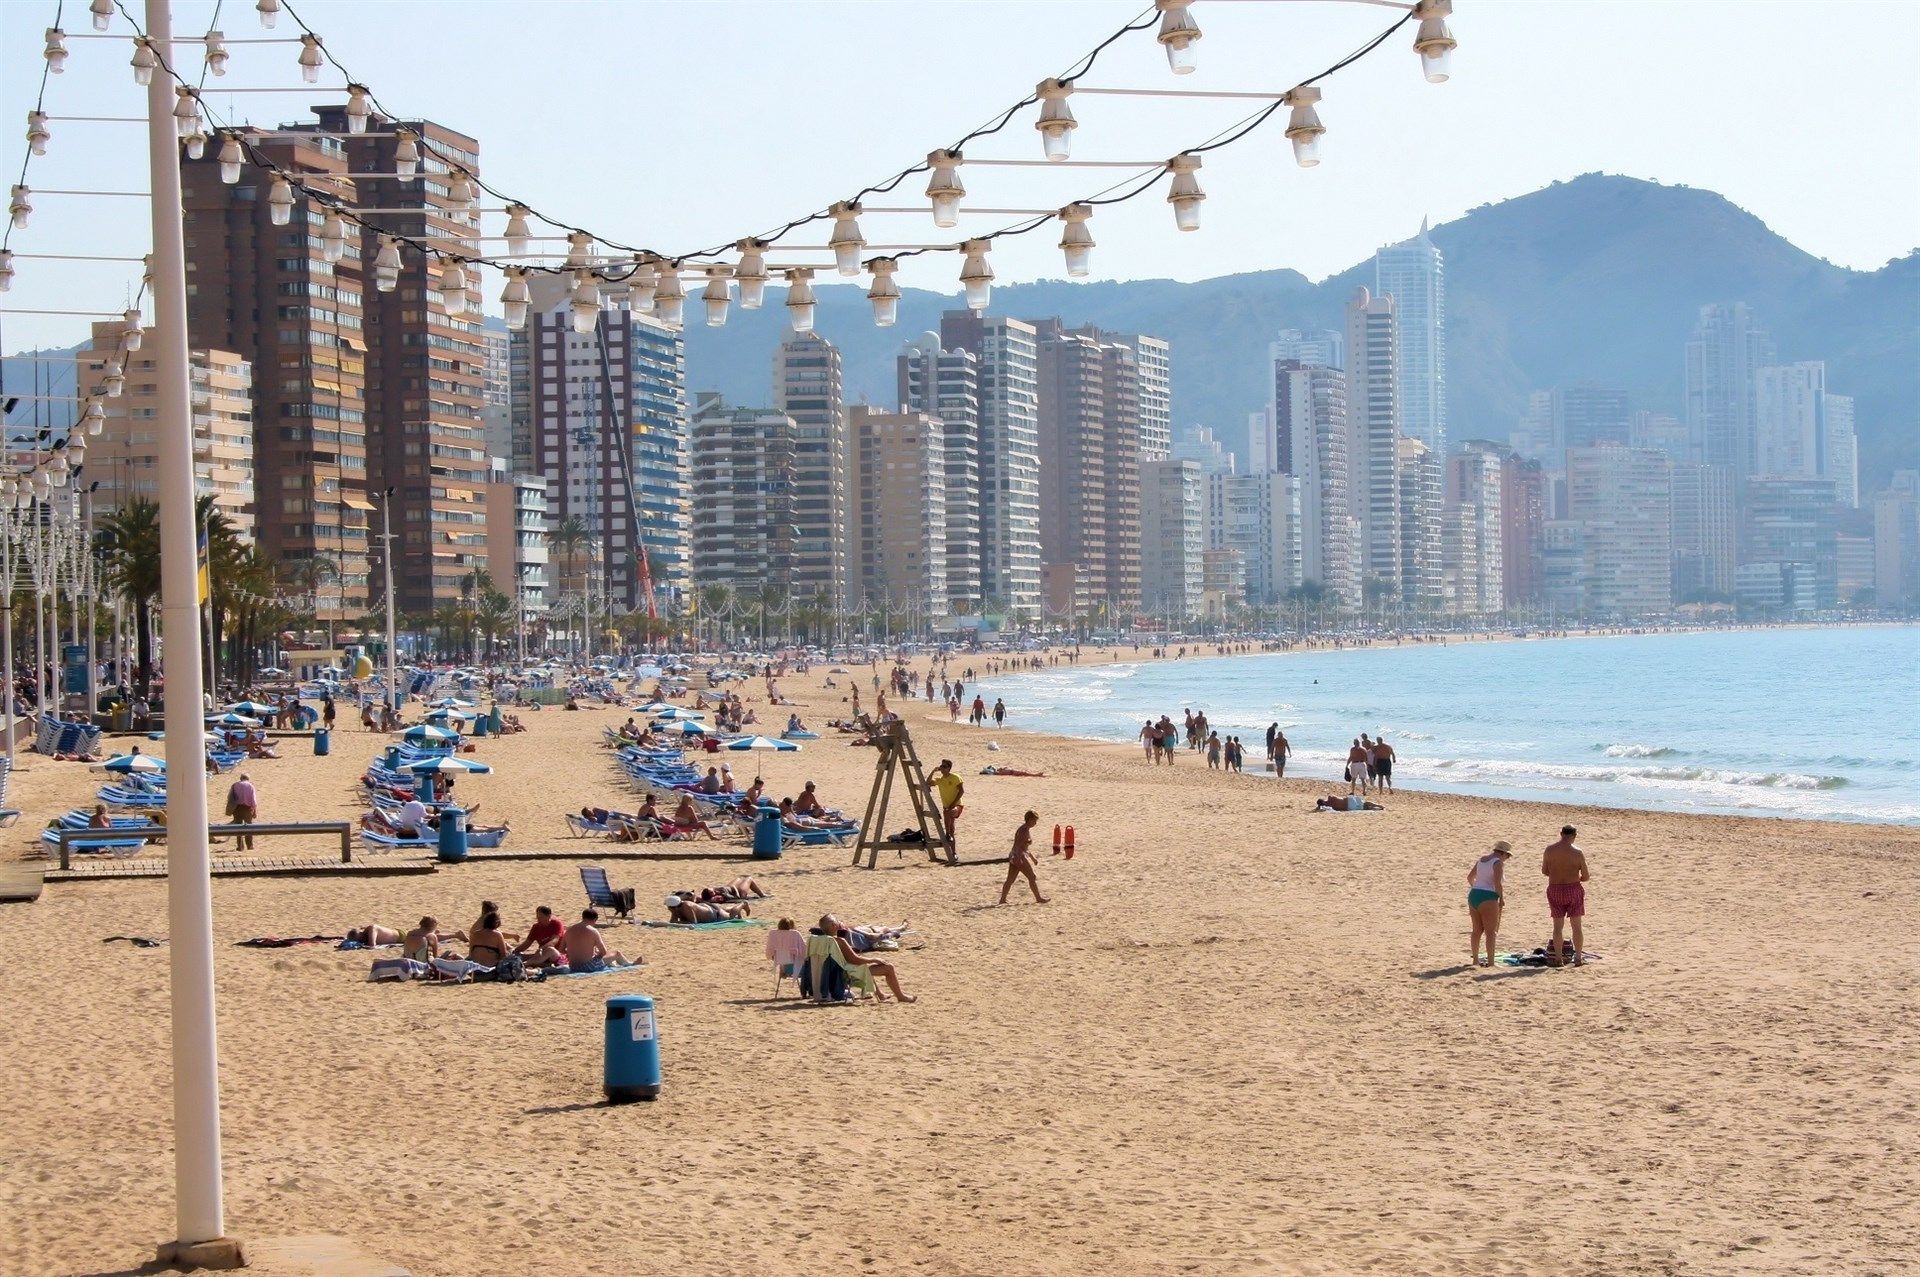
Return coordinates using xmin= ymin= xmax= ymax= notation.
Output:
xmin=683 ymin=174 xmax=1918 ymax=491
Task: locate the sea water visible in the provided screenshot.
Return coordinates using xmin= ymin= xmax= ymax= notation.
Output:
xmin=992 ymin=626 xmax=1920 ymax=826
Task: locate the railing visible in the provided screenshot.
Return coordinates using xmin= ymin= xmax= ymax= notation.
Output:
xmin=56 ymin=821 xmax=354 ymax=871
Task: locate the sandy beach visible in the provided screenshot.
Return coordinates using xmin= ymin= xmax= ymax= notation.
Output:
xmin=5 ymin=648 xmax=1918 ymax=1276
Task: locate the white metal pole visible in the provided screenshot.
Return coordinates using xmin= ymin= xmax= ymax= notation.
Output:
xmin=381 ymin=492 xmax=397 ymax=712
xmin=85 ymin=491 xmax=98 ymax=719
xmin=1 ymin=524 xmax=14 ymax=764
xmin=147 ymin=0 xmax=228 ymax=1251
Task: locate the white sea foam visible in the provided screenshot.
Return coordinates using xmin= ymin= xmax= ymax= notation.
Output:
xmin=1601 ymin=743 xmax=1681 ymax=759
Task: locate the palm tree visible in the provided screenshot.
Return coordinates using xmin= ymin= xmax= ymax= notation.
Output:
xmin=97 ymin=498 xmax=161 ymax=698
xmin=698 ymin=583 xmax=731 ymax=651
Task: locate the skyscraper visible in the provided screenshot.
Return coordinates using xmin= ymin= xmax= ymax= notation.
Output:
xmin=1121 ymin=333 xmax=1172 ymax=460
xmin=1872 ymin=471 xmax=1920 ymax=607
xmin=1824 ymin=392 xmax=1858 ymax=508
xmin=1373 ymin=220 xmax=1446 ymax=456
xmin=689 ymin=394 xmax=795 ymax=595
xmin=941 ymin=312 xmax=1041 ymax=620
xmin=1270 ymin=328 xmax=1344 ymax=372
xmin=1553 ymin=384 xmax=1633 ymax=459
xmin=1499 ymin=450 xmax=1546 ymax=609
xmin=480 ymin=325 xmax=511 ymax=463
xmin=1139 ymin=457 xmax=1204 ymax=619
xmin=1685 ymin=302 xmax=1775 ymax=476
xmin=771 ymin=333 xmax=850 ymax=612
xmin=1447 ymin=443 xmax=1505 ymax=613
xmin=1344 ymin=287 xmax=1402 ymax=598
xmin=1269 ymin=359 xmax=1359 ymax=608
xmin=897 ymin=333 xmax=982 ymax=617
xmin=1397 ymin=437 xmax=1442 ymax=611
xmin=1028 ymin=320 xmax=1143 ymax=613
xmin=850 ymin=406 xmax=947 ymax=620
xmin=1668 ymin=462 xmax=1736 ymax=600
xmin=1753 ymin=361 xmax=1828 ymax=480
xmin=519 ymin=273 xmax=688 ymax=614
xmin=1741 ymin=477 xmax=1839 ymax=609
xmin=1567 ymin=445 xmax=1674 ymax=616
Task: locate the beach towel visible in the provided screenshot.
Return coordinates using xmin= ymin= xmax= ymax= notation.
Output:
xmin=236 ymin=934 xmax=344 ymax=948
xmin=102 ymin=935 xmax=166 ymax=947
xmin=369 ymin=957 xmax=430 ymax=982
xmin=641 ymin=917 xmax=769 ymax=931
xmin=535 ymin=962 xmax=639 ymax=979
xmin=1497 ymin=948 xmax=1602 ymax=967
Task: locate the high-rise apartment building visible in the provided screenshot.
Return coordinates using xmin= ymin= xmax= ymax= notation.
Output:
xmin=1685 ymin=302 xmax=1774 ymax=477
xmin=771 ymin=333 xmax=850 ymax=612
xmin=1439 ymin=504 xmax=1481 ymax=615
xmin=1270 ymin=359 xmax=1359 ymax=608
xmin=1669 ymin=463 xmax=1737 ymax=601
xmin=1205 ymin=471 xmax=1301 ymax=606
xmin=941 ymin=312 xmax=1041 ymax=620
xmin=485 ymin=458 xmax=550 ymax=616
xmin=689 ymin=394 xmax=795 ymax=594
xmin=1741 ymin=477 xmax=1839 ymax=609
xmin=849 ymin=406 xmax=947 ymax=620
xmin=1373 ymin=220 xmax=1446 ymax=456
xmin=82 ymin=320 xmax=255 ymax=540
xmin=182 ymin=124 xmax=373 ymax=619
xmin=1500 ymin=450 xmax=1546 ymax=608
xmin=1397 ymin=438 xmax=1443 ymax=611
xmin=1121 ymin=334 xmax=1172 ymax=460
xmin=1139 ymin=457 xmax=1204 ymax=620
xmin=1172 ymin=425 xmax=1235 ymax=476
xmin=1553 ymin=384 xmax=1633 ymax=458
xmin=1630 ymin=411 xmax=1689 ymax=461
xmin=898 ymin=334 xmax=982 ymax=615
xmin=1824 ymin=392 xmax=1858 ymax=508
xmin=517 ymin=273 xmax=689 ymax=614
xmin=1344 ymin=287 xmax=1402 ymax=597
xmin=1447 ymin=443 xmax=1505 ymax=613
xmin=1753 ymin=362 xmax=1827 ymax=480
xmin=1029 ymin=319 xmax=1142 ymax=611
xmin=1872 ymin=471 xmax=1920 ymax=607
xmin=1271 ymin=328 xmax=1344 ymax=372
xmin=1566 ymin=445 xmax=1674 ymax=616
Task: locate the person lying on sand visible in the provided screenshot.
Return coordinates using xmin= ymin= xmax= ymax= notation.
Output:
xmin=677 ymin=876 xmax=769 ymax=901
xmin=564 ymin=909 xmax=635 ymax=972
xmin=841 ymin=921 xmax=910 ymax=952
xmin=665 ymin=895 xmax=751 ymax=923
xmin=819 ymin=916 xmax=916 ymax=1003
xmin=1313 ymin=794 xmax=1384 ymax=812
xmin=344 ymin=923 xmax=402 ymax=948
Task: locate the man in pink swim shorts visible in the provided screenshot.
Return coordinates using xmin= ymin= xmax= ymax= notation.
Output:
xmin=1542 ymin=824 xmax=1590 ymax=967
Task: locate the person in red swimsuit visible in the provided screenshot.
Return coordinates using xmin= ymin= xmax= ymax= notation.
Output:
xmin=1541 ymin=825 xmax=1591 ymax=967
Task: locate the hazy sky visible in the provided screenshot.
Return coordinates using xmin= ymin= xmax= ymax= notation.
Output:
xmin=3 ymin=0 xmax=1916 ymax=352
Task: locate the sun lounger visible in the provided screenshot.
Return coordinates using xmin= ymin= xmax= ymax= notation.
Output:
xmin=580 ymin=865 xmax=637 ymax=918
xmin=800 ymin=931 xmax=872 ymax=1002
xmin=43 ymin=828 xmax=147 ymax=855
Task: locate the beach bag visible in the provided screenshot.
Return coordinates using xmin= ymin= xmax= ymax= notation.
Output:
xmin=488 ymin=954 xmax=526 ymax=984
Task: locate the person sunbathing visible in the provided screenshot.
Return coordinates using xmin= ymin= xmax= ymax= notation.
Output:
xmin=775 ymin=796 xmax=839 ymax=832
xmin=786 ymin=713 xmax=807 ymax=734
xmin=344 ymin=923 xmax=402 ymax=948
xmin=677 ymin=876 xmax=769 ymax=901
xmin=465 ymin=909 xmax=513 ymax=967
xmin=512 ymin=905 xmax=567 ymax=967
xmin=670 ymin=796 xmax=719 ymax=839
xmin=842 ymin=921 xmax=909 ymax=953
xmin=563 ymin=908 xmax=634 ymax=972
xmin=665 ymin=894 xmax=750 ymax=923
xmin=791 ymin=781 xmax=841 ymax=820
xmin=402 ymin=916 xmax=457 ymax=963
xmin=819 ymin=915 xmax=916 ymax=1003
xmin=1313 ymin=793 xmax=1384 ymax=812
xmin=87 ymin=803 xmax=113 ymax=829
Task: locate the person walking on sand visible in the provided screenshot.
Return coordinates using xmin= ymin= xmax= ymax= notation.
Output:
xmin=1346 ymin=739 xmax=1371 ymax=794
xmin=1273 ymin=728 xmax=1291 ymax=778
xmin=225 ymin=772 xmax=258 ymax=850
xmin=1371 ymin=734 xmax=1396 ymax=794
xmin=1542 ymin=825 xmax=1590 ymax=966
xmin=999 ymin=810 xmax=1049 ymax=905
xmin=992 ymin=697 xmax=1006 ymax=727
xmin=1467 ymin=840 xmax=1512 ymax=967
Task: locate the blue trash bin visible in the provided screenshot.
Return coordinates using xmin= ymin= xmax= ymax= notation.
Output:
xmin=472 ymin=713 xmax=488 ymax=738
xmin=313 ymin=727 xmax=330 ymax=756
xmin=604 ymin=994 xmax=661 ymax=1102
xmin=436 ymin=806 xmax=469 ymax=862
xmin=752 ymin=813 xmax=783 ymax=860
xmin=384 ymin=745 xmax=402 ymax=772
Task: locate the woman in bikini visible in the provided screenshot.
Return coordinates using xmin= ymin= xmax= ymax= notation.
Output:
xmin=1466 ymin=841 xmax=1512 ymax=968
xmin=465 ymin=909 xmax=511 ymax=967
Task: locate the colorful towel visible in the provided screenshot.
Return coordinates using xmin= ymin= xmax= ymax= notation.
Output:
xmin=1497 ymin=948 xmax=1603 ymax=967
xmin=536 ymin=962 xmax=641 ymax=978
xmin=641 ymin=918 xmax=769 ymax=931
xmin=236 ymin=934 xmax=344 ymax=948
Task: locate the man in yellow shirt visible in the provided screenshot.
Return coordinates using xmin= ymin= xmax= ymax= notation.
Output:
xmin=928 ymin=759 xmax=964 ymax=861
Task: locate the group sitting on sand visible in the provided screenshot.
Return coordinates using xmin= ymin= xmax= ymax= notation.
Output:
xmin=1464 ymin=825 xmax=1592 ymax=969
xmin=350 ymin=900 xmax=638 ymax=979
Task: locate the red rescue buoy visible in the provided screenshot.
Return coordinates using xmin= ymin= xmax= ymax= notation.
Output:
xmin=1064 ymin=825 xmax=1076 ymax=859
xmin=1052 ymin=823 xmax=1063 ymax=854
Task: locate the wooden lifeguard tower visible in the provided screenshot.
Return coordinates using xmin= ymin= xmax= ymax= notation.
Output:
xmin=851 ymin=717 xmax=955 ymax=868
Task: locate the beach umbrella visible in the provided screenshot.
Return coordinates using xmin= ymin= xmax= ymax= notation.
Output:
xmin=425 ymin=708 xmax=477 ymax=722
xmin=637 ymin=700 xmax=678 ymax=713
xmin=404 ymin=755 xmax=492 ymax=775
xmin=656 ymin=706 xmax=706 ymax=720
xmin=724 ymin=734 xmax=800 ymax=752
xmin=400 ymin=723 xmax=459 ymax=745
xmin=205 ymin=712 xmax=262 ymax=728
xmin=631 ymin=664 xmax=663 ymax=678
xmin=676 ymin=721 xmax=709 ymax=736
xmin=257 ymin=666 xmax=286 ymax=677
xmin=428 ymin=696 xmax=476 ymax=709
xmin=226 ymin=700 xmax=279 ymax=717
xmin=97 ymin=753 xmax=166 ymax=773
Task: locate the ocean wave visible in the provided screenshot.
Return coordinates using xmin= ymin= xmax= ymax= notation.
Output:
xmin=1429 ymin=758 xmax=1846 ymax=790
xmin=1600 ymin=743 xmax=1682 ymax=759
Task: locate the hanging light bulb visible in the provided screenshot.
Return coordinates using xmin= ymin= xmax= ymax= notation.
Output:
xmin=569 ymin=271 xmax=602 ymax=334
xmin=84 ymin=401 xmax=105 ymax=434
xmin=1283 ymin=87 xmax=1325 ymax=167
xmin=0 ymin=249 xmax=13 ymax=293
xmin=1166 ymin=155 xmax=1205 ymax=231
xmin=103 ymin=368 xmax=125 ymax=398
xmin=51 ymin=445 xmax=71 ymax=477
xmin=267 ymin=175 xmax=294 ymax=226
xmin=1156 ymin=0 xmax=1201 ymax=75
xmin=785 ymin=269 xmax=817 ymax=333
xmin=829 ymin=201 xmax=866 ymax=277
xmin=218 ymin=133 xmax=244 ymax=184
xmin=654 ymin=263 xmax=686 ymax=326
xmin=446 ymin=167 xmax=477 ymax=214
xmin=256 ymin=0 xmax=281 ymax=29
xmin=1058 ymin=204 xmax=1094 ymax=277
xmin=1413 ymin=0 xmax=1456 ymax=83
xmin=701 ymin=268 xmax=732 ymax=327
xmin=438 ymin=258 xmax=468 ymax=314
xmin=69 ymin=438 xmax=89 ymax=469
xmin=564 ymin=230 xmax=593 ymax=268
xmin=9 ymin=185 xmax=32 ymax=231
xmin=184 ymin=129 xmax=208 ymax=161
xmin=960 ymin=240 xmax=994 ymax=312
xmin=44 ymin=28 xmax=68 ymax=73
xmin=173 ymin=88 xmax=203 ymax=142
xmin=321 ymin=208 xmax=348 ymax=263
xmin=734 ymin=240 xmax=768 ymax=309
xmin=625 ymin=254 xmax=658 ymax=312
xmin=204 ymin=30 xmax=229 ymax=77
xmin=121 ymin=309 xmax=144 ymax=352
xmin=131 ymin=37 xmax=158 ymax=86
xmin=393 ymin=129 xmax=419 ymax=181
xmin=33 ymin=470 xmax=51 ymax=497
xmin=297 ymin=34 xmax=324 ymax=83
xmin=866 ymin=258 xmax=900 ymax=327
xmin=90 ymin=0 xmax=114 ymax=32
xmin=345 ymin=85 xmax=372 ymax=134
xmin=372 ymin=236 xmax=401 ymax=292
xmin=500 ymin=267 xmax=530 ymax=330
xmin=1035 ymin=79 xmax=1077 ymax=161
xmin=26 ymin=112 xmax=50 ymax=158
xmin=504 ymin=204 xmax=532 ymax=256
xmin=925 ymin=150 xmax=965 ymax=228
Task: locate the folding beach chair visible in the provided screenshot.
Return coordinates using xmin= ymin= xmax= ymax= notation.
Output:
xmin=580 ymin=865 xmax=636 ymax=919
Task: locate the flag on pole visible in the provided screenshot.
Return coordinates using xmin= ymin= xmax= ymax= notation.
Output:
xmin=196 ymin=522 xmax=211 ymax=604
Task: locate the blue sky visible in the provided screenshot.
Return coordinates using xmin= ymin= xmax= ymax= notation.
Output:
xmin=3 ymin=0 xmax=1916 ymax=351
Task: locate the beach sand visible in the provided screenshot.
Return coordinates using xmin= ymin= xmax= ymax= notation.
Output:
xmin=5 ymin=650 xmax=1917 ymax=1276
